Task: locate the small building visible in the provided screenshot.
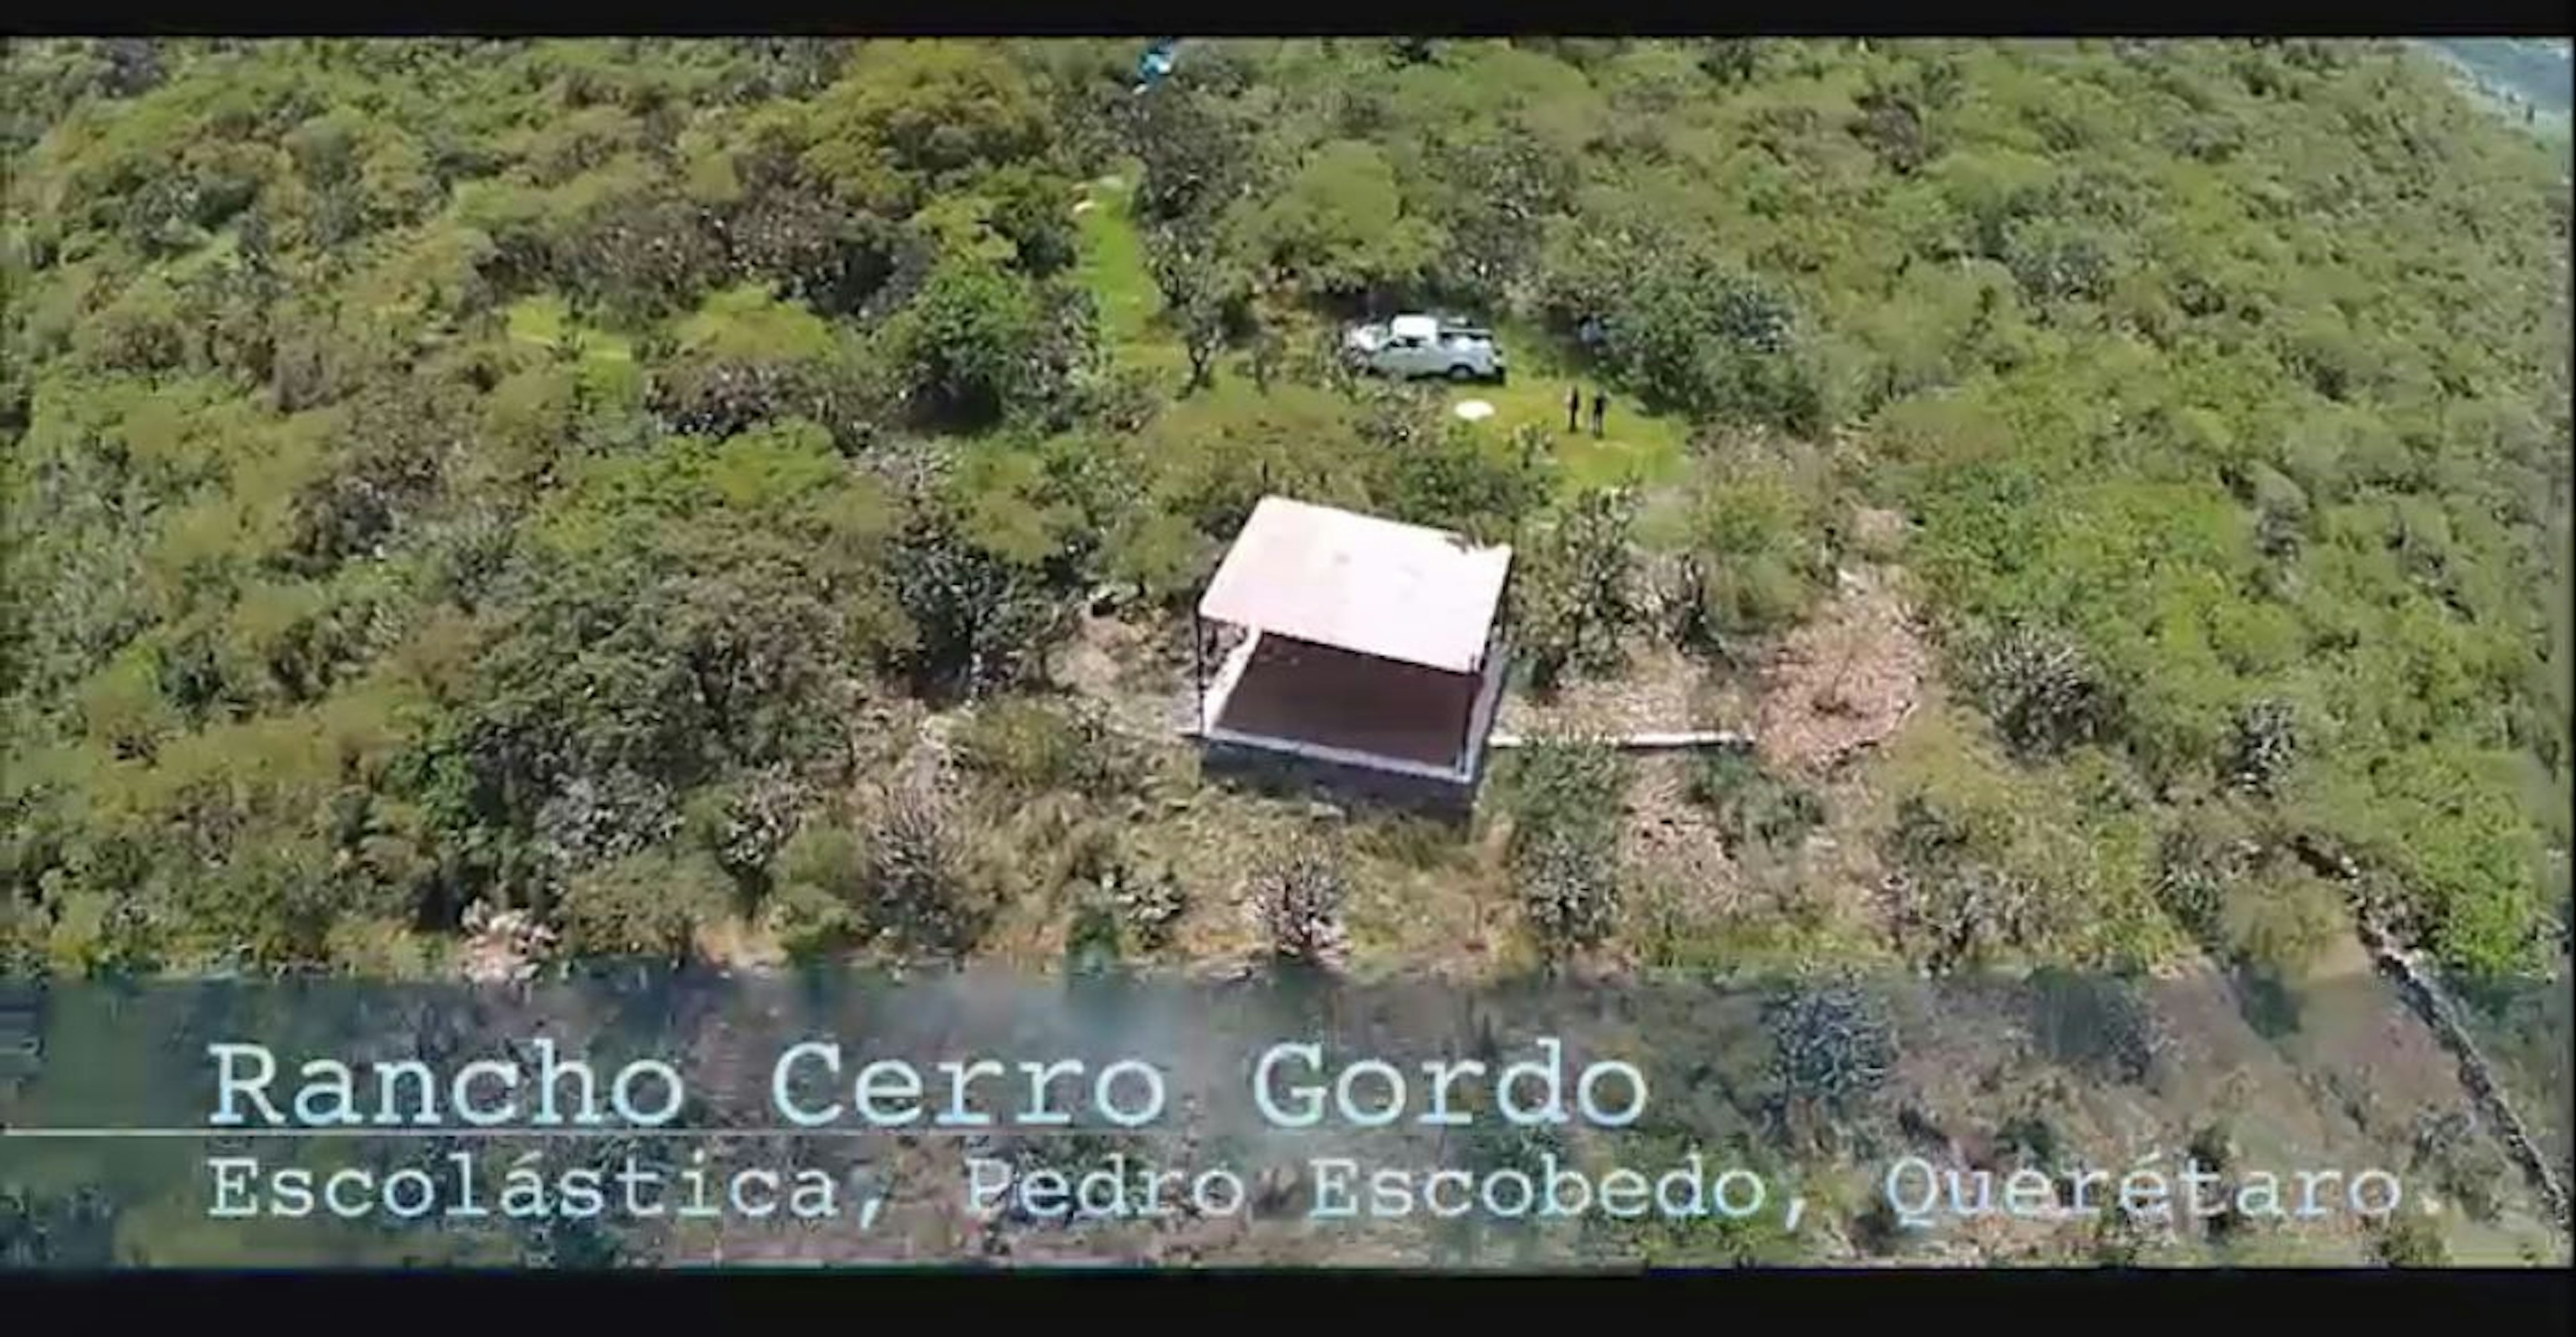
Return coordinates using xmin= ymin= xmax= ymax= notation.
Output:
xmin=1190 ymin=496 xmax=1514 ymax=814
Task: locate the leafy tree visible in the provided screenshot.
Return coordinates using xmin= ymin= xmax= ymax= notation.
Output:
xmin=1411 ymin=125 xmax=1578 ymax=303
xmin=1538 ymin=234 xmax=1823 ymax=431
xmin=802 ymin=41 xmax=1053 ymax=215
xmin=1242 ymin=140 xmax=1445 ymax=303
xmin=884 ymin=511 xmax=1070 ymax=701
xmin=1378 ymin=423 xmax=1553 ymax=545
xmin=551 ymin=847 xmax=729 ymax=959
xmin=557 ymin=184 xmax=727 ymax=321
xmin=715 ymin=159 xmax=902 ymax=316
xmin=973 ymin=160 xmax=1080 ymax=279
xmin=1142 ymin=219 xmax=1244 ymax=393
xmin=1125 ymin=85 xmax=1250 ymax=225
xmin=881 ymin=254 xmax=1045 ymax=430
xmin=1513 ymin=489 xmax=1639 ymax=690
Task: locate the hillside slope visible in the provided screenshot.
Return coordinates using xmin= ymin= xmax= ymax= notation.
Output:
xmin=3 ymin=37 xmax=2567 ymax=983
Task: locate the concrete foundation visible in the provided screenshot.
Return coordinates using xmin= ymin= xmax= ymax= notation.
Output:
xmin=1199 ymin=741 xmax=1479 ymax=821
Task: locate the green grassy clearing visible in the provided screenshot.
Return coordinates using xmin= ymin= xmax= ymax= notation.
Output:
xmin=1071 ymin=180 xmax=1688 ymax=501
xmin=1430 ymin=316 xmax=1692 ymax=496
xmin=502 ymin=293 xmax=635 ymax=365
xmin=1071 ymin=170 xmax=1188 ymax=382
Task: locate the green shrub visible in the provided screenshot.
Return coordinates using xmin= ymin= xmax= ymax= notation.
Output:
xmin=2371 ymin=1211 xmax=2449 ymax=1267
xmin=763 ymin=880 xmax=863 ymax=961
xmin=1686 ymin=749 xmax=1825 ymax=855
xmin=1065 ymin=897 xmax=1124 ymax=974
xmin=776 ymin=822 xmax=867 ymax=900
xmin=2151 ymin=815 xmax=2255 ymax=953
xmin=1494 ymin=735 xmax=1630 ymax=862
xmin=953 ymin=696 xmax=1142 ymax=798
xmin=1110 ymin=865 xmax=1187 ymax=954
xmin=2408 ymin=1109 xmax=2508 ymax=1224
xmin=2218 ymin=873 xmax=2347 ymax=981
xmin=550 ymin=849 xmax=730 ymax=960
xmin=1053 ymin=825 xmax=1187 ymax=957
xmin=768 ymin=819 xmax=869 ymax=960
xmin=857 ymin=781 xmax=993 ymax=957
xmin=1657 ymin=458 xmax=1833 ymax=651
xmin=1511 ymin=492 xmax=1638 ymax=690
xmin=688 ymin=766 xmax=808 ymax=892
xmin=1667 ymin=550 xmax=1815 ymax=649
xmin=885 ymin=518 xmax=1072 ymax=700
xmin=1963 ymin=622 xmax=2119 ymax=757
xmin=1516 ymin=831 xmax=1620 ymax=961
xmin=1378 ymin=423 xmax=1554 ymax=546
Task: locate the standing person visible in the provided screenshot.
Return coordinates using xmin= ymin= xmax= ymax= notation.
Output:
xmin=1590 ymin=390 xmax=1607 ymax=439
xmin=1250 ymin=321 xmax=1281 ymax=393
xmin=1566 ymin=386 xmax=1582 ymax=432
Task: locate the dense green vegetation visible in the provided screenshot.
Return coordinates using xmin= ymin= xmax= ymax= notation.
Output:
xmin=3 ymin=38 xmax=2567 ymax=983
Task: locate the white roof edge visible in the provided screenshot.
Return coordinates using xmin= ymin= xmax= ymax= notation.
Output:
xmin=1197 ymin=496 xmax=1513 ymax=675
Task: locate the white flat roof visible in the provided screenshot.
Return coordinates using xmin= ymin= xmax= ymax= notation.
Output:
xmin=1196 ymin=496 xmax=1513 ymax=675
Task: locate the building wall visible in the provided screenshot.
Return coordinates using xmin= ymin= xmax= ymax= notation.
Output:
xmin=1199 ymin=741 xmax=1477 ymax=822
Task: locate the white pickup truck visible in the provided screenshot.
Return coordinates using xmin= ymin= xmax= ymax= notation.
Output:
xmin=1341 ymin=314 xmax=1507 ymax=384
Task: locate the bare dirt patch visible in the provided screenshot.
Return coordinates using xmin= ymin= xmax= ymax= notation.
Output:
xmin=1849 ymin=504 xmax=1909 ymax=559
xmin=1497 ymin=638 xmax=1743 ymax=739
xmin=1055 ymin=608 xmax=1193 ymax=735
xmin=1752 ymin=564 xmax=1929 ymax=778
xmin=1613 ymin=754 xmax=1744 ymax=916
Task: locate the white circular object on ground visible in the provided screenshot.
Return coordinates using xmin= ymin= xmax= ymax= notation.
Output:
xmin=1453 ymin=399 xmax=1496 ymax=421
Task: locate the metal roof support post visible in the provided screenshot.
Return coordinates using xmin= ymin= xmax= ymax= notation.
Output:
xmin=1192 ymin=607 xmax=1208 ymax=735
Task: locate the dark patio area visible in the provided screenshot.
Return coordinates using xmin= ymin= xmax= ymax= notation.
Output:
xmin=1210 ymin=633 xmax=1480 ymax=771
